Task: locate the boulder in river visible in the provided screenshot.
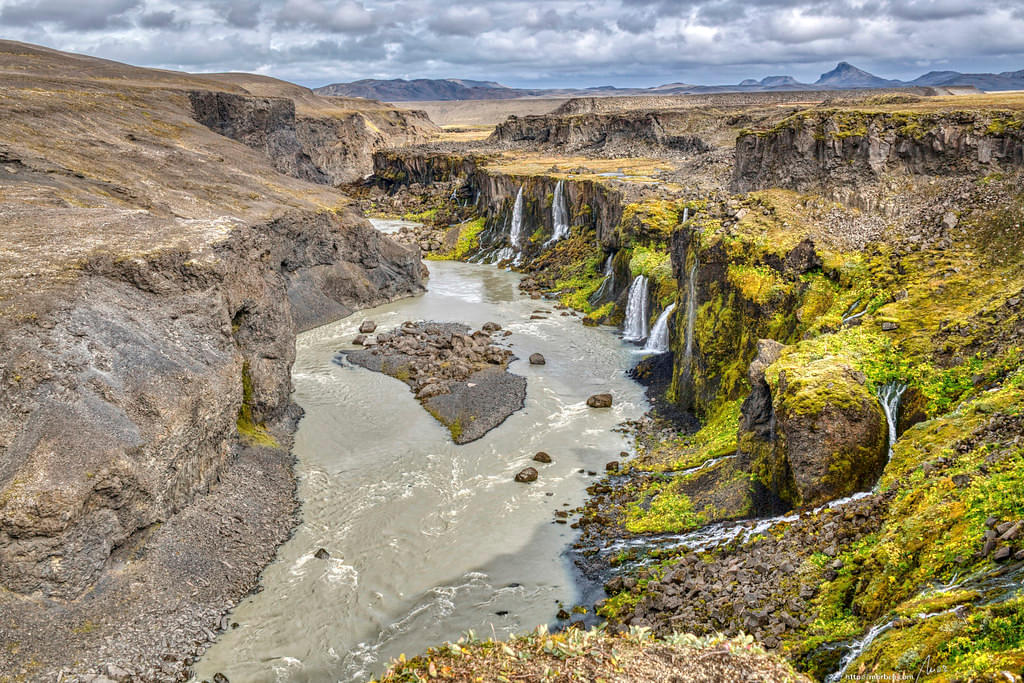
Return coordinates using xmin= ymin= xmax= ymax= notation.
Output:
xmin=482 ymin=322 xmax=502 ymax=331
xmin=314 ymin=548 xmax=330 ymax=560
xmin=533 ymin=451 xmax=552 ymax=463
xmin=529 ymin=353 xmax=546 ymax=365
xmin=353 ymin=334 xmax=367 ymax=345
xmin=515 ymin=467 xmax=539 ymax=483
xmin=587 ymin=393 xmax=613 ymax=408
xmin=360 ymin=320 xmax=377 ymax=333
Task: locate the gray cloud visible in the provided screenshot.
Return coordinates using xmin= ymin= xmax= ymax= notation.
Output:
xmin=1 ymin=0 xmax=140 ymax=30
xmin=0 ymin=0 xmax=1020 ymax=88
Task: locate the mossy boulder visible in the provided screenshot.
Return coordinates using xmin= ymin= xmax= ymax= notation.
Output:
xmin=750 ymin=354 xmax=887 ymax=508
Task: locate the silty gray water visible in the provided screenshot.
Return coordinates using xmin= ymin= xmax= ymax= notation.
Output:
xmin=193 ymin=223 xmax=648 ymax=682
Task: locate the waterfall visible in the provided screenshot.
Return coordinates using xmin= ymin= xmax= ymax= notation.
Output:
xmin=545 ymin=180 xmax=570 ymax=246
xmin=682 ymin=207 xmax=689 ymax=223
xmin=642 ymin=304 xmax=676 ymax=354
xmin=508 ymin=187 xmax=525 ymax=248
xmin=622 ymin=275 xmax=649 ymax=342
xmin=878 ymin=382 xmax=907 ymax=463
xmin=588 ymin=254 xmax=615 ymax=307
xmin=681 ymin=262 xmax=698 ymax=373
xmin=824 ymin=620 xmax=896 ymax=683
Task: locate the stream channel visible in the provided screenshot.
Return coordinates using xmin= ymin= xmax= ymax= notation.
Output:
xmin=193 ymin=219 xmax=649 ymax=682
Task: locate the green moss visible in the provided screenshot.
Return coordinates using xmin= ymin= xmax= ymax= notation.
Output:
xmin=450 ymin=217 xmax=485 ymax=260
xmin=236 ymin=361 xmax=279 ymax=448
xmin=623 ymin=484 xmax=703 ymax=533
xmin=402 ymin=207 xmax=438 ymax=222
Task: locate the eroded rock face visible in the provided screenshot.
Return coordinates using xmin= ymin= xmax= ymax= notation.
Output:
xmin=0 ymin=210 xmax=424 ymax=600
xmin=740 ymin=351 xmax=888 ymax=508
xmin=733 ymin=110 xmax=1024 ymax=193
xmin=344 ymin=322 xmax=527 ymax=444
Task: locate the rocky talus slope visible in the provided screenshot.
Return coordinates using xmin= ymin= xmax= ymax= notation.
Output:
xmin=365 ymin=94 xmax=1024 ymax=680
xmin=0 ymin=42 xmax=425 ymax=681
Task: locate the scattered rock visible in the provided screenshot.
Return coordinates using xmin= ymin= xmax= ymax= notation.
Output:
xmin=353 ymin=334 xmax=367 ymax=345
xmin=515 ymin=467 xmax=539 ymax=483
xmin=529 ymin=353 xmax=546 ymax=365
xmin=533 ymin=451 xmax=552 ymax=463
xmin=881 ymin=321 xmax=900 ymax=331
xmin=587 ymin=393 xmax=613 ymax=408
xmin=482 ymin=322 xmax=501 ymax=331
xmin=213 ymin=674 xmax=230 ymax=683
xmin=314 ymin=548 xmax=330 ymax=560
xmin=993 ymin=546 xmax=1012 ymax=562
xmin=359 ymin=320 xmax=377 ymax=334
xmin=605 ymin=461 xmax=620 ymax=472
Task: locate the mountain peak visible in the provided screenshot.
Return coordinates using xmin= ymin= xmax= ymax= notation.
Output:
xmin=815 ymin=62 xmax=897 ymax=88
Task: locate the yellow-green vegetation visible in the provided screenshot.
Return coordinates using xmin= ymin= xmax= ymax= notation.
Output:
xmin=624 ymin=483 xmax=703 ymax=533
xmin=402 ymin=207 xmax=438 ymax=222
xmin=549 ymin=238 xmax=607 ymax=312
xmin=374 ymin=624 xmax=809 ymax=682
xmin=236 ymin=361 xmax=279 ymax=448
xmin=620 ymin=199 xmax=688 ymax=238
xmin=436 ymin=217 xmax=485 ymax=261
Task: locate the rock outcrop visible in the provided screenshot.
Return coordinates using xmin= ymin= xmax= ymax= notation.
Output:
xmin=734 ymin=109 xmax=1024 ymax=193
xmin=345 ymin=321 xmax=526 ymax=443
xmin=740 ymin=351 xmax=888 ymax=508
xmin=489 ymin=111 xmax=712 ymax=156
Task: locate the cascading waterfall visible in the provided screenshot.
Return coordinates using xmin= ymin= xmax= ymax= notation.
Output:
xmin=622 ymin=275 xmax=649 ymax=342
xmin=545 ymin=180 xmax=570 ymax=246
xmin=642 ymin=303 xmax=676 ymax=354
xmin=681 ymin=262 xmax=698 ymax=373
xmin=878 ymin=382 xmax=907 ymax=462
xmin=682 ymin=207 xmax=689 ymax=223
xmin=508 ymin=187 xmax=525 ymax=249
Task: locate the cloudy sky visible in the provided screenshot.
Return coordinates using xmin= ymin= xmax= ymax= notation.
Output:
xmin=1 ymin=0 xmax=1023 ymax=88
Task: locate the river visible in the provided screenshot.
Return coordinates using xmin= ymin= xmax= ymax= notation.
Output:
xmin=194 ymin=221 xmax=648 ymax=682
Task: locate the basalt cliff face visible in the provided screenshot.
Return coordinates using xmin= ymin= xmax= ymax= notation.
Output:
xmin=733 ymin=109 xmax=1024 ymax=194
xmin=0 ymin=41 xmax=425 ymax=679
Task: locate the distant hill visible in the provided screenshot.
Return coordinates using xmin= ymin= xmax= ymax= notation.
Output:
xmin=316 ymin=62 xmax=1024 ymax=103
xmin=815 ymin=62 xmax=902 ymax=89
xmin=315 ymin=78 xmax=529 ymax=101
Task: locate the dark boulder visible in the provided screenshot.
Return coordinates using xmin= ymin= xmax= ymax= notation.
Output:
xmin=515 ymin=467 xmax=539 ymax=483
xmin=587 ymin=393 xmax=613 ymax=408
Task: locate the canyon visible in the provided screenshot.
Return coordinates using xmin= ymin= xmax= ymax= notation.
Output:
xmin=1 ymin=38 xmax=1023 ymax=683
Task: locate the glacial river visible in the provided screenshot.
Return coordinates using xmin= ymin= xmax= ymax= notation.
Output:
xmin=194 ymin=220 xmax=648 ymax=682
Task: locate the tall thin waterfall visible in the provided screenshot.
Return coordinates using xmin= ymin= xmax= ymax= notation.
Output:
xmin=682 ymin=207 xmax=689 ymax=223
xmin=589 ymin=254 xmax=615 ymax=306
xmin=878 ymin=382 xmax=907 ymax=462
xmin=681 ymin=262 xmax=698 ymax=371
xmin=508 ymin=187 xmax=525 ymax=248
xmin=642 ymin=303 xmax=676 ymax=353
xmin=622 ymin=275 xmax=649 ymax=342
xmin=546 ymin=180 xmax=570 ymax=246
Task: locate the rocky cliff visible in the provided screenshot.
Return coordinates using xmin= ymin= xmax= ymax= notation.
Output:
xmin=189 ymin=89 xmax=438 ymax=185
xmin=489 ymin=111 xmax=712 ymax=156
xmin=734 ymin=108 xmax=1024 ymax=193
xmin=0 ymin=42 xmax=425 ymax=679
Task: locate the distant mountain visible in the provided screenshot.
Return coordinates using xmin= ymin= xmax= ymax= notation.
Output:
xmin=910 ymin=70 xmax=1024 ymax=91
xmin=316 ymin=62 xmax=1024 ymax=102
xmin=315 ymin=78 xmax=529 ymax=101
xmin=815 ymin=62 xmax=902 ymax=89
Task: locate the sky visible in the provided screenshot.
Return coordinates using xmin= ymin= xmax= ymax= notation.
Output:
xmin=1 ymin=0 xmax=1023 ymax=89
